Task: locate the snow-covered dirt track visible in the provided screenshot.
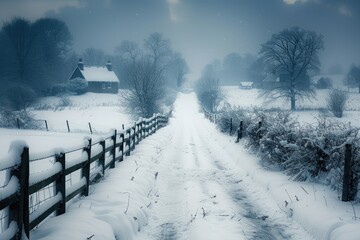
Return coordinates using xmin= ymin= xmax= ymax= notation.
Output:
xmin=135 ymin=92 xmax=312 ymax=240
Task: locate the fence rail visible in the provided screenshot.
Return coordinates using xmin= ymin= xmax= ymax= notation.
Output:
xmin=0 ymin=113 xmax=169 ymax=240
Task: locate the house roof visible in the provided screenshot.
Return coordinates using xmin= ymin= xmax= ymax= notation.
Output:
xmin=239 ymin=82 xmax=253 ymax=87
xmin=80 ymin=66 xmax=119 ymax=83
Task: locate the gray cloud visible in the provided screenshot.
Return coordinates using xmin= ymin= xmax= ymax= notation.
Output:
xmin=0 ymin=0 xmax=359 ymax=77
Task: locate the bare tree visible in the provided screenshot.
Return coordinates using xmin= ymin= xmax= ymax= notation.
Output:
xmin=347 ymin=64 xmax=360 ymax=93
xmin=0 ymin=17 xmax=73 ymax=94
xmin=164 ymin=53 xmax=189 ymax=87
xmin=82 ymin=48 xmax=106 ymax=66
xmin=0 ymin=18 xmax=35 ymax=85
xmin=328 ymin=89 xmax=348 ymax=118
xmin=195 ymin=63 xmax=222 ymax=112
xmin=259 ymin=27 xmax=324 ymax=110
xmin=116 ymin=33 xmax=175 ymax=118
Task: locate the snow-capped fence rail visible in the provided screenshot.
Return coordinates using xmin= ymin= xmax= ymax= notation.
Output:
xmin=202 ymin=108 xmax=360 ymax=204
xmin=0 ymin=113 xmax=169 ymax=240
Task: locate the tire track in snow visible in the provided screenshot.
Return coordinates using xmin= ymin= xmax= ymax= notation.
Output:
xmin=135 ymin=92 xmax=311 ymax=240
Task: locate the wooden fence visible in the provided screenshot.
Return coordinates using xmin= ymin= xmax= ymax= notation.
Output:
xmin=0 ymin=114 xmax=169 ymax=240
xmin=202 ymin=108 xmax=356 ymax=203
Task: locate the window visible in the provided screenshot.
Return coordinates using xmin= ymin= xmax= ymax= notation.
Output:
xmin=107 ymin=82 xmax=112 ymax=88
xmin=102 ymin=83 xmax=106 ymax=89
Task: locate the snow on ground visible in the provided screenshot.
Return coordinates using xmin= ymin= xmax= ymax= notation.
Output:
xmin=2 ymin=90 xmax=360 ymax=239
xmin=30 ymin=91 xmax=132 ymax=134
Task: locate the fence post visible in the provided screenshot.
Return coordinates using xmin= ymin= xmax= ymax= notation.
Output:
xmin=9 ymin=147 xmax=29 ymax=239
xmin=154 ymin=115 xmax=158 ymax=133
xmin=236 ymin=121 xmax=243 ymax=143
xmin=99 ymin=140 xmax=105 ymax=175
xmin=45 ymin=120 xmax=49 ymax=131
xmin=141 ymin=121 xmax=145 ymax=139
xmin=82 ymin=138 xmax=92 ymax=197
xmin=55 ymin=153 xmax=66 ymax=215
xmin=126 ymin=129 xmax=131 ymax=156
xmin=16 ymin=118 xmax=20 ymax=129
xmin=119 ymin=133 xmax=124 ymax=161
xmin=88 ymin=122 xmax=93 ymax=134
xmin=110 ymin=130 xmax=117 ymax=168
xmin=258 ymin=121 xmax=263 ymax=141
xmin=342 ymin=144 xmax=352 ymax=201
xmin=66 ymin=120 xmax=70 ymax=133
xmin=229 ymin=118 xmax=233 ymax=135
xmin=131 ymin=126 xmax=136 ymax=151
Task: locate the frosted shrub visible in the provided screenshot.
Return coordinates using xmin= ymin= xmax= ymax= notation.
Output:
xmin=67 ymin=78 xmax=88 ymax=95
xmin=217 ymin=103 xmax=249 ymax=134
xmin=0 ymin=107 xmax=40 ymax=129
xmin=258 ymin=111 xmax=299 ymax=166
xmin=328 ymin=89 xmax=348 ymax=118
xmin=214 ymin=103 xmax=360 ymax=200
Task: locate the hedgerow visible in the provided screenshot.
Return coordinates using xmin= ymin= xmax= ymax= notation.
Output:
xmin=214 ymin=105 xmax=360 ymax=201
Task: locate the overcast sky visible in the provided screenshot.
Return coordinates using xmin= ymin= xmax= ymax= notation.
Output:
xmin=0 ymin=0 xmax=359 ymax=79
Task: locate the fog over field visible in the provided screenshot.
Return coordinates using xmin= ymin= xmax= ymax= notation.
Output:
xmin=1 ymin=1 xmax=360 ymax=240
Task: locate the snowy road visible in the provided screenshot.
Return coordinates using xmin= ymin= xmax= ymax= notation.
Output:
xmin=135 ymin=92 xmax=312 ymax=240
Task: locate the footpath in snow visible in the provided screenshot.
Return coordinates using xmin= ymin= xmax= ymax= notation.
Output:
xmin=31 ymin=92 xmax=360 ymax=240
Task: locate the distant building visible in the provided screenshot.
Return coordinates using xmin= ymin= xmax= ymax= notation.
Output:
xmin=69 ymin=59 xmax=119 ymax=94
xmin=239 ymin=82 xmax=254 ymax=89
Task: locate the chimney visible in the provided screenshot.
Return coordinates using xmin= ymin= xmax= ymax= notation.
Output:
xmin=106 ymin=60 xmax=112 ymax=71
xmin=78 ymin=58 xmax=84 ymax=70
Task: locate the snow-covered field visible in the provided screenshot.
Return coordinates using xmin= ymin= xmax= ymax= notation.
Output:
xmin=1 ymin=89 xmax=360 ymax=239
xmin=29 ymin=91 xmax=132 ymax=134
xmin=222 ymin=86 xmax=360 ymax=127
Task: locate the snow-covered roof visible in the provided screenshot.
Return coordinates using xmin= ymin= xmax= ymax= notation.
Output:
xmin=80 ymin=67 xmax=119 ymax=83
xmin=239 ymin=82 xmax=253 ymax=87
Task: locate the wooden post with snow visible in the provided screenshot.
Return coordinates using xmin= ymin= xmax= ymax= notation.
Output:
xmin=125 ymin=129 xmax=131 ymax=156
xmin=100 ymin=140 xmax=105 ymax=175
xmin=66 ymin=120 xmax=70 ymax=133
xmin=110 ymin=130 xmax=117 ymax=168
xmin=45 ymin=120 xmax=49 ymax=131
xmin=119 ymin=133 xmax=125 ymax=161
xmin=132 ymin=126 xmax=136 ymax=150
xmin=55 ymin=153 xmax=66 ymax=215
xmin=236 ymin=121 xmax=243 ymax=143
xmin=342 ymin=144 xmax=352 ymax=201
xmin=82 ymin=139 xmax=92 ymax=197
xmin=16 ymin=118 xmax=20 ymax=129
xmin=88 ymin=122 xmax=93 ymax=134
xmin=258 ymin=121 xmax=263 ymax=141
xmin=229 ymin=118 xmax=233 ymax=135
xmin=9 ymin=147 xmax=30 ymax=239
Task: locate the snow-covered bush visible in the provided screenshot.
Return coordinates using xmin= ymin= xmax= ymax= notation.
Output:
xmin=217 ymin=103 xmax=249 ymax=134
xmin=214 ymin=105 xmax=360 ymax=200
xmin=6 ymin=85 xmax=37 ymax=110
xmin=257 ymin=111 xmax=299 ymax=166
xmin=67 ymin=78 xmax=88 ymax=95
xmin=0 ymin=107 xmax=40 ymax=129
xmin=328 ymin=89 xmax=348 ymax=118
xmin=316 ymin=77 xmax=332 ymax=89
xmin=50 ymin=83 xmax=68 ymax=96
xmin=50 ymin=78 xmax=88 ymax=96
